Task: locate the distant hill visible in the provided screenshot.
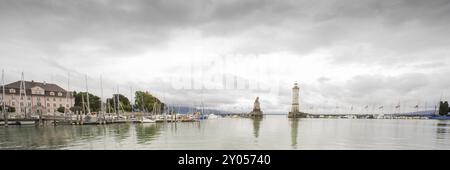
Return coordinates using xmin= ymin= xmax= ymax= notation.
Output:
xmin=167 ymin=106 xmax=228 ymax=114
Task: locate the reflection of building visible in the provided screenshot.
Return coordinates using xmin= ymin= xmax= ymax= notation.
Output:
xmin=0 ymin=80 xmax=74 ymax=115
xmin=249 ymin=97 xmax=263 ymax=117
xmin=288 ymin=83 xmax=308 ymax=118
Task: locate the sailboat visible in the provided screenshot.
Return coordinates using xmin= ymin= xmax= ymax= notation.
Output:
xmin=1 ymin=69 xmax=8 ymax=126
xmin=81 ymin=75 xmax=99 ymax=125
xmin=141 ymin=116 xmax=156 ymax=123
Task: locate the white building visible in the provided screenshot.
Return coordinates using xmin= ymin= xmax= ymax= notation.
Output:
xmin=1 ymin=80 xmax=75 ymax=116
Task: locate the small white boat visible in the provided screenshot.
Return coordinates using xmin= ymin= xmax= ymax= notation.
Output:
xmin=208 ymin=114 xmax=219 ymax=119
xmin=19 ymin=121 xmax=36 ymax=125
xmin=141 ymin=117 xmax=156 ymax=123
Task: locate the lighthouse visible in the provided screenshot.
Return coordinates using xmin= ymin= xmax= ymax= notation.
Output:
xmin=291 ymin=83 xmax=300 ymax=113
xmin=288 ymin=82 xmax=307 ymax=118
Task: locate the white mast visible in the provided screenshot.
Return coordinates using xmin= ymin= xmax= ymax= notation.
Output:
xmin=2 ymin=69 xmax=7 ymax=126
xmin=116 ymin=86 xmax=120 ymax=114
xmin=130 ymin=86 xmax=133 ymax=113
xmin=85 ymin=75 xmax=91 ymax=115
xmin=65 ymin=72 xmax=70 ymax=119
xmin=100 ymin=75 xmax=105 ymax=121
xmin=113 ymin=87 xmax=117 ymax=115
xmin=19 ymin=72 xmax=27 ymax=118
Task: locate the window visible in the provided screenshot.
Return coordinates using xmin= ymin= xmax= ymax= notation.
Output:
xmin=9 ymin=89 xmax=15 ymax=93
xmin=48 ymin=109 xmax=50 ymax=112
xmin=53 ymin=98 xmax=56 ymax=101
xmin=20 ymin=96 xmax=23 ymax=100
xmin=58 ymin=92 xmax=62 ymax=96
xmin=53 ymin=103 xmax=56 ymax=107
xmin=12 ymin=102 xmax=15 ymax=106
xmin=47 ymin=103 xmax=50 ymax=107
xmin=27 ymin=97 xmax=31 ymax=100
xmin=28 ymin=103 xmax=31 ymax=107
xmin=37 ymin=97 xmax=40 ymax=101
xmin=20 ymin=102 xmax=23 ymax=106
xmin=37 ymin=102 xmax=41 ymax=106
xmin=66 ymin=104 xmax=69 ymax=107
xmin=59 ymin=98 xmax=62 ymax=102
xmin=47 ymin=98 xmax=49 ymax=101
xmin=59 ymin=104 xmax=62 ymax=107
xmin=50 ymin=92 xmax=55 ymax=96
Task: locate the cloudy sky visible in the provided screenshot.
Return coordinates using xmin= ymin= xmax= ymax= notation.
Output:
xmin=1 ymin=0 xmax=450 ymax=114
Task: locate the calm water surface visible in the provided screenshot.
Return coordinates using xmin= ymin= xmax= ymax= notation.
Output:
xmin=1 ymin=115 xmax=450 ymax=150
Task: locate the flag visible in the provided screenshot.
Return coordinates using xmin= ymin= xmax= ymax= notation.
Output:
xmin=364 ymin=105 xmax=369 ymax=109
xmin=350 ymin=106 xmax=354 ymax=110
xmin=378 ymin=106 xmax=384 ymax=109
xmin=395 ymin=105 xmax=400 ymax=109
xmin=414 ymin=105 xmax=419 ymax=108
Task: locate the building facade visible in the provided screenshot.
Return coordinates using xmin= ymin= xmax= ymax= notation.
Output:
xmin=0 ymin=80 xmax=75 ymax=115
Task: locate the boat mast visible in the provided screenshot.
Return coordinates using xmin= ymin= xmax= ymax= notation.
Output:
xmin=116 ymin=86 xmax=121 ymax=115
xmin=112 ymin=88 xmax=116 ymax=115
xmin=85 ymin=75 xmax=91 ymax=115
xmin=81 ymin=92 xmax=85 ymax=114
xmin=2 ymin=69 xmax=7 ymax=126
xmin=141 ymin=93 xmax=144 ymax=115
xmin=130 ymin=86 xmax=133 ymax=113
xmin=65 ymin=72 xmax=70 ymax=120
xmin=19 ymin=72 xmax=27 ymax=118
xmin=100 ymin=75 xmax=104 ymax=122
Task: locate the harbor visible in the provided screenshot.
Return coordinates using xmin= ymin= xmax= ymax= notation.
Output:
xmin=2 ymin=115 xmax=450 ymax=150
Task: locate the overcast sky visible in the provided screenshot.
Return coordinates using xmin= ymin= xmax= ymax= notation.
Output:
xmin=1 ymin=0 xmax=450 ymax=114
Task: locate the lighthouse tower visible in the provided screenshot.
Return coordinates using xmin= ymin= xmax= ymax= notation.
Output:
xmin=288 ymin=82 xmax=307 ymax=118
xmin=291 ymin=83 xmax=300 ymax=113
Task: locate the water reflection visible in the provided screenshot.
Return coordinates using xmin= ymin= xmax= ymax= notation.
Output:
xmin=436 ymin=121 xmax=450 ymax=140
xmin=3 ymin=117 xmax=450 ymax=150
xmin=135 ymin=124 xmax=162 ymax=144
xmin=0 ymin=125 xmax=103 ymax=149
xmin=290 ymin=118 xmax=299 ymax=149
xmin=111 ymin=124 xmax=131 ymax=142
xmin=251 ymin=117 xmax=262 ymax=138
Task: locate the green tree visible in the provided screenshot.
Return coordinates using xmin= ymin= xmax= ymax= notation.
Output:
xmin=70 ymin=106 xmax=83 ymax=113
xmin=57 ymin=106 xmax=65 ymax=113
xmin=0 ymin=105 xmax=15 ymax=112
xmin=107 ymin=94 xmax=132 ymax=112
xmin=439 ymin=101 xmax=449 ymax=116
xmin=73 ymin=91 xmax=102 ymax=113
xmin=134 ymin=91 xmax=165 ymax=113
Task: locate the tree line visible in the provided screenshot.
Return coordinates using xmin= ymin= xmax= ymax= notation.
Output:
xmin=69 ymin=91 xmax=164 ymax=114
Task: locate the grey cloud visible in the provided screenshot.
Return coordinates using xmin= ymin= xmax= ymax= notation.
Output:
xmin=2 ymin=0 xmax=450 ymax=113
